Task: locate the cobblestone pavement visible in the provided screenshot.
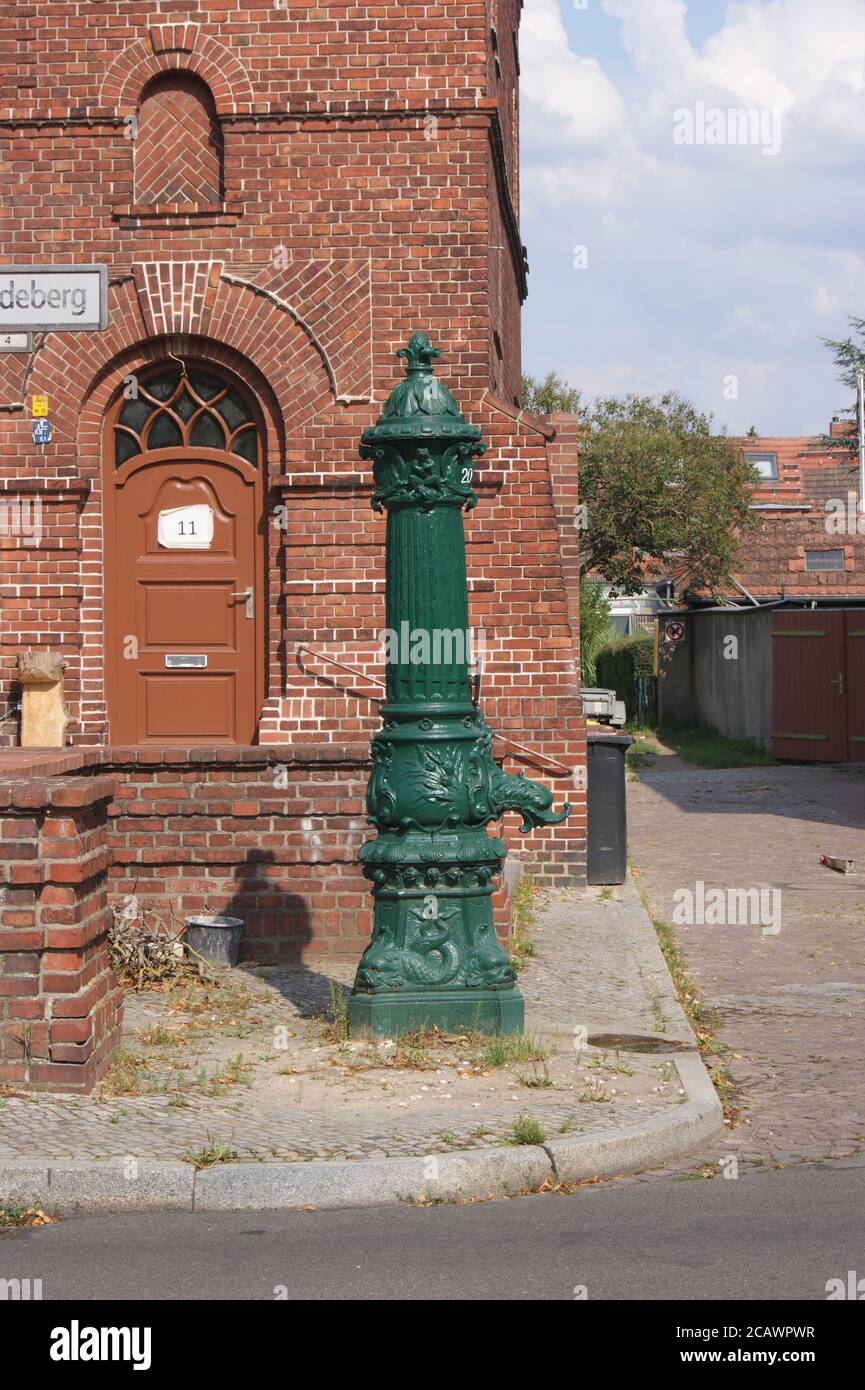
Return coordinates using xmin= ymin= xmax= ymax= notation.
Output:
xmin=627 ymin=760 xmax=865 ymax=1180
xmin=0 ymin=887 xmax=685 ymax=1164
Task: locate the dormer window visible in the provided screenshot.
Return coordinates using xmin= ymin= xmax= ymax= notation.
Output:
xmin=745 ymin=450 xmax=778 ymax=480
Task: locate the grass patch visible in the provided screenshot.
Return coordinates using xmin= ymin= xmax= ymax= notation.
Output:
xmin=165 ymin=975 xmax=260 ymax=1035
xmin=387 ymin=1040 xmax=437 ymax=1071
xmin=509 ymin=1115 xmax=546 ymax=1146
xmin=436 ymin=1132 xmax=461 ymax=1149
xmin=96 ymin=1048 xmax=154 ymax=1098
xmin=317 ymin=979 xmax=349 ymax=1045
xmin=184 ymin=1136 xmax=238 ymax=1169
xmin=474 ymin=1032 xmax=549 ymax=1069
xmin=652 ymin=916 xmax=705 ymax=1029
xmin=579 ymin=1075 xmax=611 ymax=1103
xmin=200 ymin=1054 xmax=253 ymax=1097
xmin=639 ymin=887 xmax=742 ymax=1126
xmin=657 ymin=720 xmax=774 ymax=769
xmin=587 ymin=1051 xmax=633 ymax=1076
xmin=138 ymin=1023 xmax=182 ymax=1049
xmin=508 ymin=872 xmax=539 ymax=971
xmin=625 ymin=738 xmax=658 ymax=772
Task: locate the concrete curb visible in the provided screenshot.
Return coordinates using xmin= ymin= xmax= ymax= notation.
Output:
xmin=0 ymin=880 xmax=726 ymax=1214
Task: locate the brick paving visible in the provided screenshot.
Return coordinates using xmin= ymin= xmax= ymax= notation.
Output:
xmin=0 ymin=887 xmax=683 ymax=1164
xmin=627 ymin=760 xmax=865 ymax=1175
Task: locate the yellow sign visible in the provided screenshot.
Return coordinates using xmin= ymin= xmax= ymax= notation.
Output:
xmin=31 ymin=395 xmax=49 ymax=418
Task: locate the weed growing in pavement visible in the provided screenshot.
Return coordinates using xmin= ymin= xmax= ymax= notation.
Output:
xmin=184 ymin=1135 xmax=239 ymax=1169
xmin=508 ymin=1115 xmax=546 ymax=1146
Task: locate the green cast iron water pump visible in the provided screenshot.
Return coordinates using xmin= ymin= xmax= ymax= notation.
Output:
xmin=348 ymin=333 xmax=571 ymax=1036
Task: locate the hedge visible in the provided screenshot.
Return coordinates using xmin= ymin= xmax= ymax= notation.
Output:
xmin=595 ymin=633 xmax=654 ymax=720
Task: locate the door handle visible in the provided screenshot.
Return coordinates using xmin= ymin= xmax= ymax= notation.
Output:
xmin=231 ymin=587 xmax=254 ymax=619
xmin=830 ymin=672 xmax=844 ymax=695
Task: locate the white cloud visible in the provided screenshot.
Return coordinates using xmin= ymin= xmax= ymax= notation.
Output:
xmin=521 ymin=0 xmax=865 ymax=432
xmin=521 ymin=0 xmax=627 ymax=151
xmin=602 ymin=0 xmax=696 ymax=85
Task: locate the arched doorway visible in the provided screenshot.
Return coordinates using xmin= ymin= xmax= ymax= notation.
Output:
xmin=103 ymin=362 xmax=265 ymax=744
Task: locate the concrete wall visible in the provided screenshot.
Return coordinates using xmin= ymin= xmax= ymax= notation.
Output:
xmin=658 ymin=609 xmax=773 ymax=748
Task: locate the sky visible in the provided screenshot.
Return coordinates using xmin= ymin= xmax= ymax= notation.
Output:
xmin=519 ymin=0 xmax=865 ymax=435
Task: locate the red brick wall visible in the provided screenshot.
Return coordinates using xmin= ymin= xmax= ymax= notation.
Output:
xmin=0 ymin=774 xmax=122 ymax=1091
xmin=101 ymin=746 xmax=372 ymax=961
xmin=0 ymin=6 xmax=586 ymax=906
xmin=0 ymin=4 xmax=542 ymax=739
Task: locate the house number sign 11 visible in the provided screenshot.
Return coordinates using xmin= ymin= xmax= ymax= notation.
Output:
xmin=157 ymin=505 xmax=214 ymax=550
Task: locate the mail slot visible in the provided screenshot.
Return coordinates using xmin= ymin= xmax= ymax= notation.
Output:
xmin=165 ymin=654 xmax=207 ymax=669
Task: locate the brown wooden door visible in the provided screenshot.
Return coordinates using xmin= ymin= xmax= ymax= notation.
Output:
xmin=771 ymin=611 xmax=846 ymax=761
xmin=845 ymin=612 xmax=865 ymax=763
xmin=104 ymin=366 xmax=263 ymax=745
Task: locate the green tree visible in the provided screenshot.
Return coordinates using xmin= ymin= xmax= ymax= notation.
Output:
xmin=522 ymin=372 xmax=581 ymax=415
xmin=579 ymin=392 xmax=755 ymax=594
xmin=578 ymin=580 xmax=617 ymax=686
xmin=817 ymin=316 xmax=865 ymax=454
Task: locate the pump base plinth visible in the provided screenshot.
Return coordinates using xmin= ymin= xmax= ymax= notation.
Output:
xmin=347 ymin=986 xmax=524 ymax=1038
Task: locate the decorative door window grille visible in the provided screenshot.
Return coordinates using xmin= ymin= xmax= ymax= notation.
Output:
xmin=113 ymin=367 xmax=259 ymax=467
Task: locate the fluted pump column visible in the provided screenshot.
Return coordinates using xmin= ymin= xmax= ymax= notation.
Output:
xmin=348 ymin=333 xmax=570 ymax=1037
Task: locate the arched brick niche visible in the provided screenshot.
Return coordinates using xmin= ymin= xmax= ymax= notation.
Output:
xmin=135 ymin=73 xmax=224 ymax=209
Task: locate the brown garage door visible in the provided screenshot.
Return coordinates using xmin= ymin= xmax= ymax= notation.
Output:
xmin=771 ymin=611 xmax=846 ymax=761
xmin=845 ymin=612 xmax=865 ymax=763
xmin=772 ymin=610 xmax=865 ymax=763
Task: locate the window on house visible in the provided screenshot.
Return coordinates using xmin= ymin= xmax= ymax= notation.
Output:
xmin=744 ymin=451 xmax=778 ymax=480
xmin=135 ymin=73 xmax=224 ymax=208
xmin=113 ymin=366 xmax=258 ymax=467
xmin=745 ymin=455 xmax=778 ymax=483
xmin=804 ymin=549 xmax=845 ymax=572
xmin=491 ymin=26 xmax=501 ymax=80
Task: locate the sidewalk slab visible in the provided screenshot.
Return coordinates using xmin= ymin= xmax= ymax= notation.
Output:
xmin=0 ymin=880 xmax=724 ymax=1212
xmin=628 ymin=763 xmax=865 ymax=1171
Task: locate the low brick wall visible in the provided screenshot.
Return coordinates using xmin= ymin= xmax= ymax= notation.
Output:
xmin=0 ymin=742 xmax=569 ymax=1091
xmin=97 ymin=745 xmax=373 ymax=962
xmin=0 ymin=774 xmax=122 ymax=1091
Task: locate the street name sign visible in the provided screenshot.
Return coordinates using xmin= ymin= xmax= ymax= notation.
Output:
xmin=0 ymin=265 xmax=108 ymax=332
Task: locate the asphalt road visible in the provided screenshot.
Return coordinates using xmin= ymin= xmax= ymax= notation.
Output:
xmin=3 ymin=1160 xmax=864 ymax=1301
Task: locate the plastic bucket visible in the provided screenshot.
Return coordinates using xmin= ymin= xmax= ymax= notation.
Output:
xmin=184 ymin=915 xmax=243 ymax=967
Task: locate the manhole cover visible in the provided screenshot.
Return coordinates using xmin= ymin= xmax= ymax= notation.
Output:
xmin=587 ymin=1033 xmax=693 ymax=1054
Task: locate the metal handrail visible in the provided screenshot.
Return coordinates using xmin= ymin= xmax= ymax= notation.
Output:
xmin=296 ymin=645 xmax=575 ymax=777
xmin=492 ymin=733 xmax=574 ymax=776
xmin=296 ymin=644 xmax=385 ymax=690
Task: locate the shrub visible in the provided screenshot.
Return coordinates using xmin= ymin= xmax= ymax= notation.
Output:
xmin=595 ymin=634 xmax=654 ymax=717
xmin=579 ymin=580 xmax=617 ymax=685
